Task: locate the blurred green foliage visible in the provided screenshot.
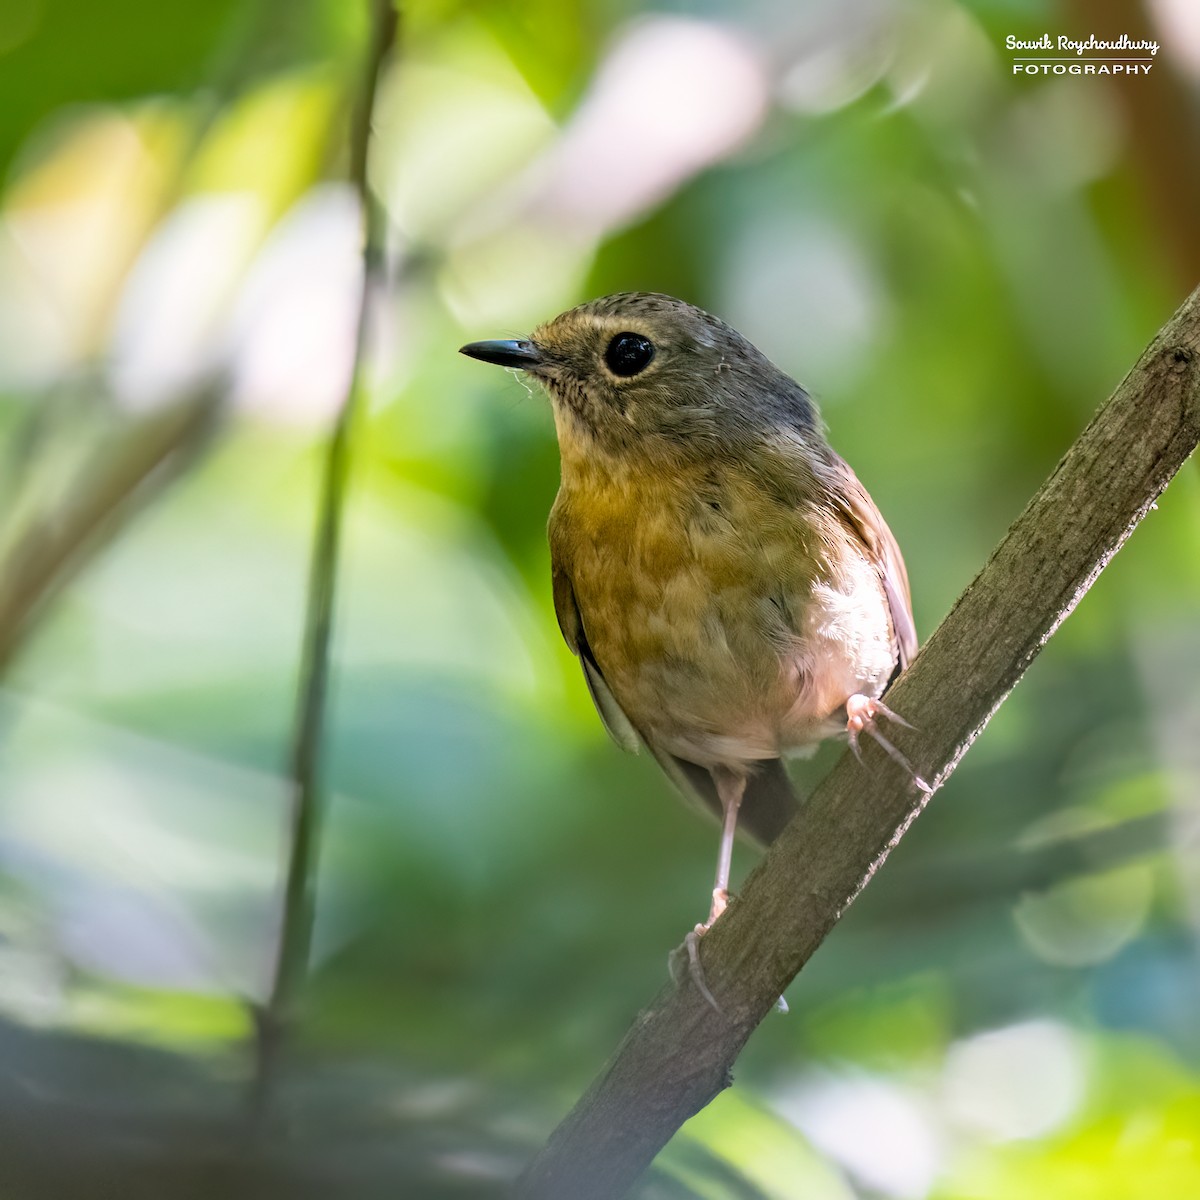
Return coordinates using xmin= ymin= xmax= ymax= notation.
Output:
xmin=0 ymin=0 xmax=1199 ymax=1196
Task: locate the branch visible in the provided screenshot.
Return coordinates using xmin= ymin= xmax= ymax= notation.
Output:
xmin=0 ymin=0 xmax=341 ymax=678
xmin=517 ymin=284 xmax=1200 ymax=1198
xmin=250 ymin=0 xmax=398 ymax=1120
xmin=0 ymin=387 xmax=220 ymax=675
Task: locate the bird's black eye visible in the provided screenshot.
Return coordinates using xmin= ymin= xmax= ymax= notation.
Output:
xmin=604 ymin=332 xmax=655 ymax=377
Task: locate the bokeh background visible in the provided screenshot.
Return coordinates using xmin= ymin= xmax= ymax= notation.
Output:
xmin=1 ymin=0 xmax=1199 ymax=1196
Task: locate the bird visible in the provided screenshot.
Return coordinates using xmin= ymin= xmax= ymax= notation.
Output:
xmin=461 ymin=292 xmax=920 ymax=1002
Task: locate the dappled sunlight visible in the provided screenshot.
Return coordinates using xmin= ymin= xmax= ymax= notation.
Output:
xmin=525 ymin=17 xmax=768 ymax=234
xmin=110 ymin=192 xmax=270 ymax=408
xmin=227 ymin=185 xmax=363 ymax=424
xmin=940 ymin=1019 xmax=1086 ymax=1143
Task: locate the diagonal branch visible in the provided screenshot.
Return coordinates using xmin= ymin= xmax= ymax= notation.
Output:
xmin=0 ymin=387 xmax=221 ymax=675
xmin=517 ymin=283 xmax=1200 ymax=1199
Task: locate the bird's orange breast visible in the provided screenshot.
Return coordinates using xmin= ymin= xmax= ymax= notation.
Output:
xmin=550 ymin=449 xmax=895 ymax=768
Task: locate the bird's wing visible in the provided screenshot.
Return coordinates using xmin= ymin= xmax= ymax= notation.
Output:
xmin=551 ymin=534 xmax=799 ymax=845
xmin=823 ymin=453 xmax=918 ymax=670
xmin=551 ymin=560 xmax=641 ymax=752
xmin=651 ymin=749 xmax=798 ymax=848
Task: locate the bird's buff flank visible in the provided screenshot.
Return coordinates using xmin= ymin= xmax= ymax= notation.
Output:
xmin=461 ymin=293 xmax=924 ymax=1006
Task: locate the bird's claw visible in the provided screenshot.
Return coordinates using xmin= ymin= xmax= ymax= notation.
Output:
xmin=845 ymin=694 xmax=931 ymax=794
xmin=669 ymin=918 xmax=789 ymax=1017
xmin=869 ymin=698 xmax=915 ymax=731
xmin=670 ymin=925 xmax=723 ymax=1015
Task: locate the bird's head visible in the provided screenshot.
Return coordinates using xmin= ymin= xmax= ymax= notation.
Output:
xmin=460 ymin=292 xmax=819 ymax=463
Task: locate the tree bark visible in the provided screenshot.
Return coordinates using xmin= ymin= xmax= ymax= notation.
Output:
xmin=516 ymin=283 xmax=1200 ymax=1199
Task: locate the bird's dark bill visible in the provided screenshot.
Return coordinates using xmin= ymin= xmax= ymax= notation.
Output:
xmin=459 ymin=339 xmax=542 ymax=369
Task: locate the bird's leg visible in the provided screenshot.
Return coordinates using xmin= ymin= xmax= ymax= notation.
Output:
xmin=706 ymin=765 xmax=744 ymax=927
xmin=674 ymin=767 xmax=744 ymax=1014
xmin=845 ymin=694 xmax=931 ymax=794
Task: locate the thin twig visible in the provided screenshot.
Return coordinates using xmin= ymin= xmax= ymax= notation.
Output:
xmin=516 ymin=286 xmax=1200 ymax=1198
xmin=250 ymin=0 xmax=398 ymax=1123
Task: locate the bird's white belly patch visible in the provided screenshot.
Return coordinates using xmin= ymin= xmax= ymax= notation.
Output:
xmin=623 ymin=554 xmax=894 ymax=767
xmin=780 ymin=556 xmax=893 ymax=750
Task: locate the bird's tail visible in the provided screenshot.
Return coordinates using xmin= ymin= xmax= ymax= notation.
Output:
xmin=651 ymin=752 xmax=799 ymax=848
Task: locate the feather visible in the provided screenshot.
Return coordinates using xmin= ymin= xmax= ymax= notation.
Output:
xmin=823 ymin=453 xmax=918 ymax=671
xmin=552 ymin=559 xmax=640 ymax=753
xmin=650 ymin=749 xmax=798 ymax=848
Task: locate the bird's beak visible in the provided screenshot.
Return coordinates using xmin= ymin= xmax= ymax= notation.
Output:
xmin=459 ymin=339 xmax=543 ymax=370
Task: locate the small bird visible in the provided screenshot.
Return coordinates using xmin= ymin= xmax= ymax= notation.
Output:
xmin=461 ymin=293 xmax=918 ymax=992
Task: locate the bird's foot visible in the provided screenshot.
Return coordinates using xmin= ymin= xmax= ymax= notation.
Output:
xmin=670 ymin=924 xmax=723 ymax=1015
xmin=668 ymin=890 xmax=788 ymax=1016
xmin=845 ymin=694 xmax=931 ymax=794
xmin=669 ymin=888 xmax=728 ymax=1013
